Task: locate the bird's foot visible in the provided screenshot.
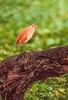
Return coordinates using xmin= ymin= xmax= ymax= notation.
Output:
xmin=22 ymin=50 xmax=27 ymax=57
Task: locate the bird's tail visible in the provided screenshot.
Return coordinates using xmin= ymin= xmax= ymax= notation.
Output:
xmin=15 ymin=40 xmax=19 ymax=45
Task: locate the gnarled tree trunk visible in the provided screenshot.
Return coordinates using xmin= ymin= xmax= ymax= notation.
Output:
xmin=0 ymin=46 xmax=68 ymax=100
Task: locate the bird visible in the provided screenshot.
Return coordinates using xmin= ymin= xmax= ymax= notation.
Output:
xmin=15 ymin=24 xmax=39 ymax=45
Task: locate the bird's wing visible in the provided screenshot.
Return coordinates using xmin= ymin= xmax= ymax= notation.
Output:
xmin=15 ymin=28 xmax=28 ymax=45
xmin=19 ymin=33 xmax=27 ymax=44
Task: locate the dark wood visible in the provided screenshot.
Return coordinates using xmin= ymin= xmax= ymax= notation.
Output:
xmin=0 ymin=46 xmax=68 ymax=100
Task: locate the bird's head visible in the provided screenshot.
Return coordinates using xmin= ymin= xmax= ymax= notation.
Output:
xmin=30 ymin=24 xmax=39 ymax=29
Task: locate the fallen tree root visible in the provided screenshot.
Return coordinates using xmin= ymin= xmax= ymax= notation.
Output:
xmin=0 ymin=45 xmax=68 ymax=100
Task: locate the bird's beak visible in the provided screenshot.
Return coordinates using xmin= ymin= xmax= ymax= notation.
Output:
xmin=35 ymin=24 xmax=39 ymax=28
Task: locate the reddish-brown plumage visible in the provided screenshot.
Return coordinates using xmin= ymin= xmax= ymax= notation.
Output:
xmin=15 ymin=24 xmax=38 ymax=45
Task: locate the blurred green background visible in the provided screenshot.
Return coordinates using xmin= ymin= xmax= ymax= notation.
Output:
xmin=0 ymin=0 xmax=68 ymax=100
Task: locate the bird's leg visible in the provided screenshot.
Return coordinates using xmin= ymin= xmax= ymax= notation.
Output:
xmin=22 ymin=44 xmax=26 ymax=52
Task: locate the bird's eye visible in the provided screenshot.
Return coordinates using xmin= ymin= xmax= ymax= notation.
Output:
xmin=32 ymin=25 xmax=35 ymax=27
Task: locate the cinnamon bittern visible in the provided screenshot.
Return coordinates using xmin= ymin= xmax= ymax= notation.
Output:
xmin=15 ymin=24 xmax=39 ymax=45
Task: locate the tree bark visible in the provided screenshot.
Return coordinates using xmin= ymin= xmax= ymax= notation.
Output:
xmin=0 ymin=46 xmax=68 ymax=100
